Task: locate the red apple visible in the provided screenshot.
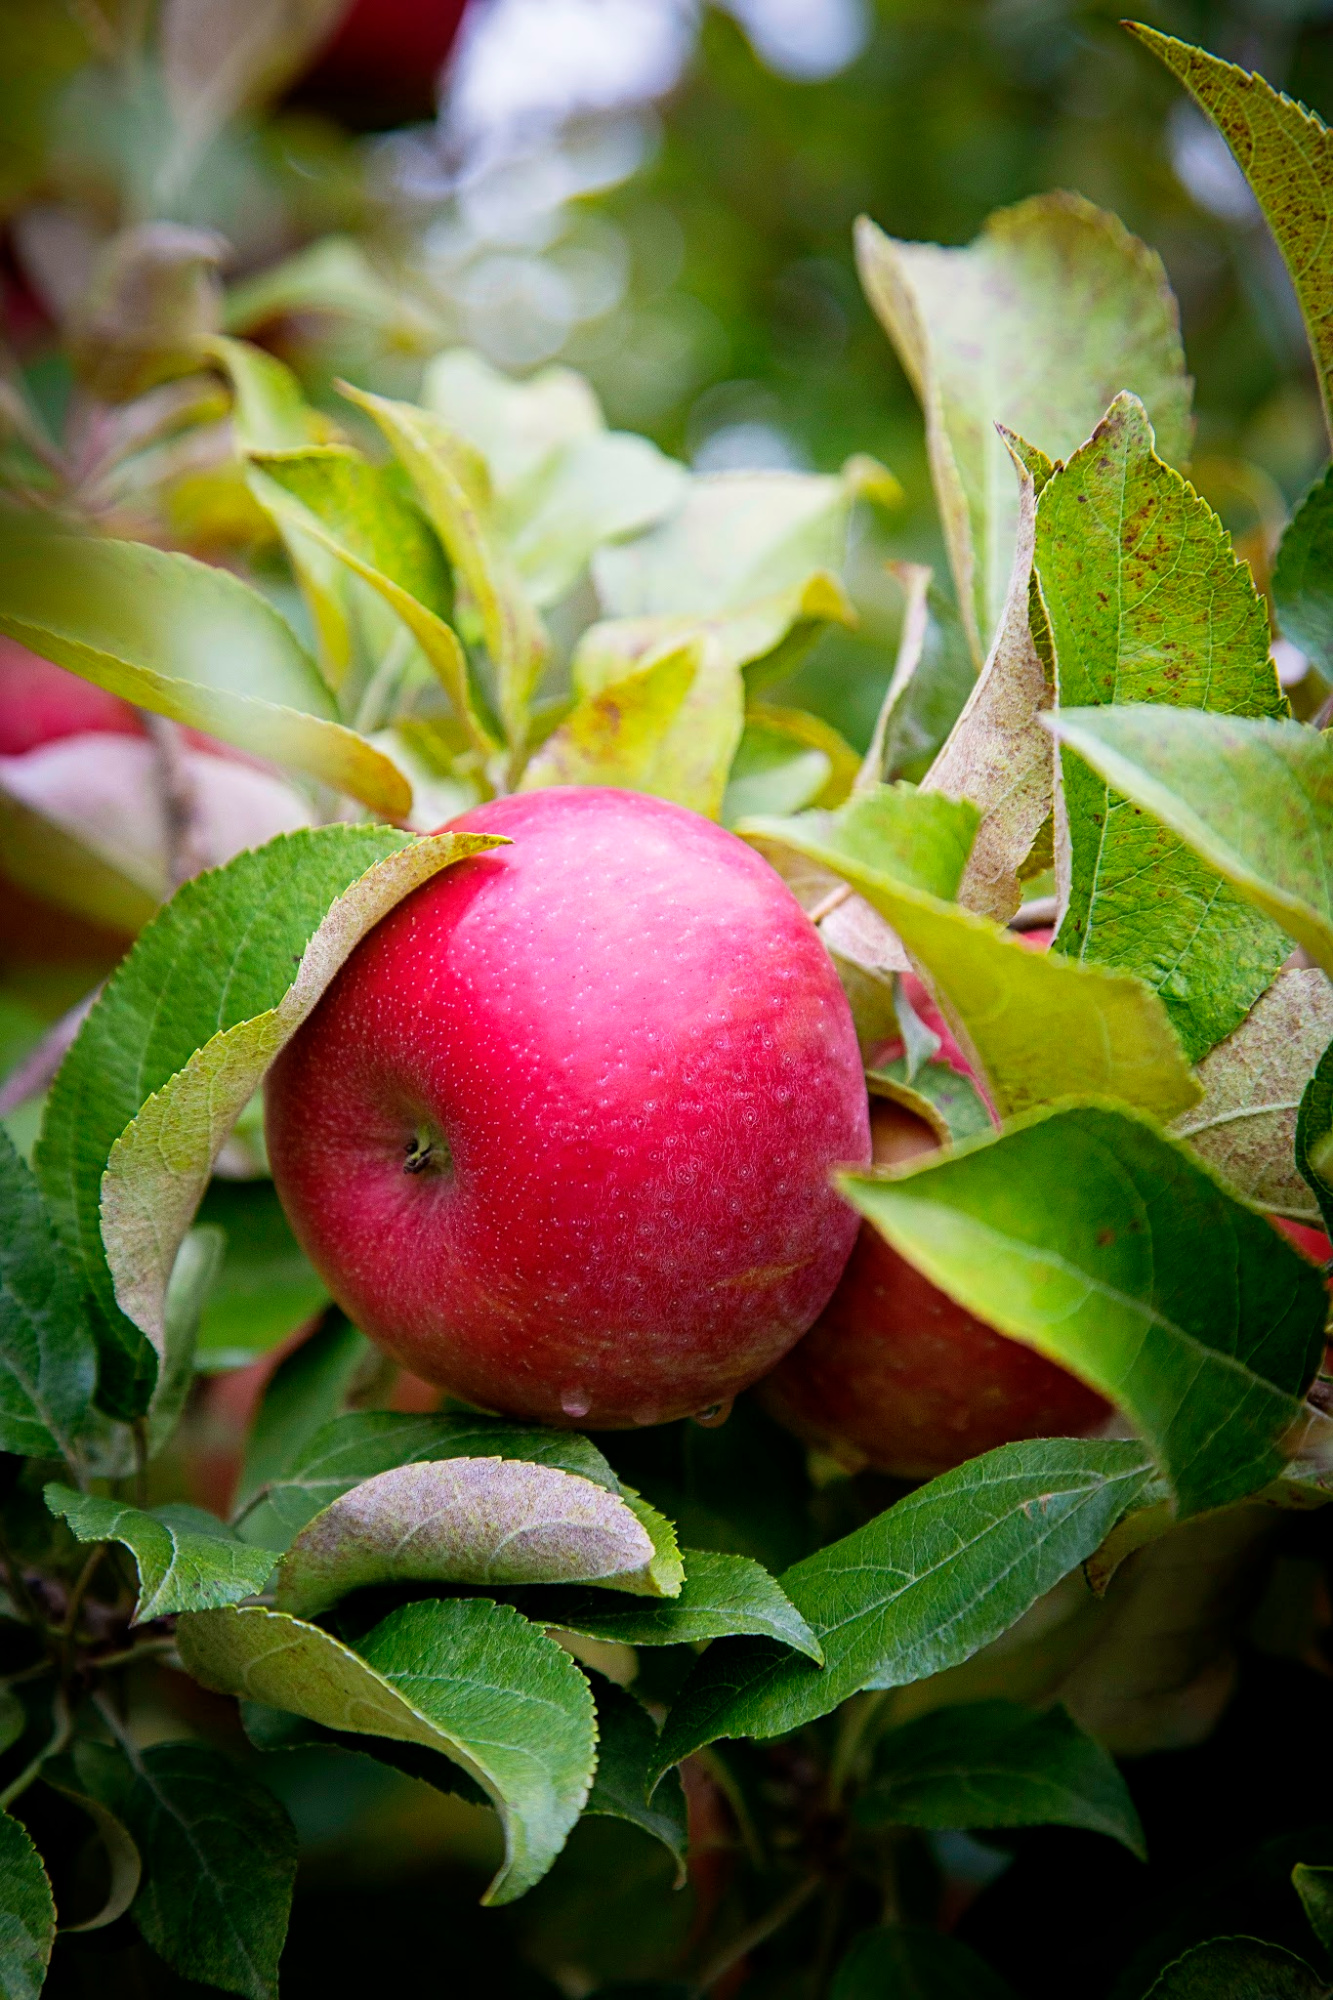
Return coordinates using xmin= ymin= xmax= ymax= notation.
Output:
xmin=264 ymin=787 xmax=870 ymax=1429
xmin=760 ymin=1096 xmax=1111 ymax=1480
xmin=295 ymin=0 xmax=469 ymax=121
xmin=0 ymin=637 xmax=142 ymax=755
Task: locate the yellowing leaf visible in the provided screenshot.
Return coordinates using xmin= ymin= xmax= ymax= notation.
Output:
xmin=0 ymin=517 xmax=409 ymax=817
xmin=339 ymin=382 xmax=548 ymax=753
xmin=741 ymin=792 xmax=1200 ymax=1122
xmin=856 ymin=193 xmax=1191 ymax=661
xmin=518 ymin=643 xmax=707 ymax=804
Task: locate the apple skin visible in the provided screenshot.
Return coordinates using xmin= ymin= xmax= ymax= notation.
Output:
xmin=760 ymin=1096 xmax=1112 ymax=1480
xmin=0 ymin=638 xmax=141 ymax=755
xmin=264 ymin=786 xmax=871 ymax=1429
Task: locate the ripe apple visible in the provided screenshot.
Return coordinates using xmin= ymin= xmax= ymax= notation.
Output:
xmin=295 ymin=0 xmax=468 ymax=122
xmin=264 ymin=786 xmax=871 ymax=1428
xmin=0 ymin=637 xmax=141 ymax=755
xmin=760 ymin=1094 xmax=1112 ymax=1478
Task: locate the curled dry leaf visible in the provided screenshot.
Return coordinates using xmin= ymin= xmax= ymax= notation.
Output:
xmin=922 ymin=431 xmax=1054 ymax=922
xmin=272 ymin=1458 xmax=660 ymax=1619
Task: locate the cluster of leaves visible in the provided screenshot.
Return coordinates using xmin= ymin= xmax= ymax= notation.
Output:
xmin=5 ymin=14 xmax=1333 ymax=2000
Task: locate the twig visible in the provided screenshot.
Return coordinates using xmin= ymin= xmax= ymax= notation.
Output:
xmin=693 ymin=1872 xmax=821 ymax=1994
xmin=93 ymin=1688 xmax=146 ymax=1772
xmin=806 ymin=883 xmax=853 ymax=928
xmin=60 ymin=1547 xmax=107 ymax=1654
xmin=0 ymin=989 xmax=99 ymax=1116
xmin=0 ymin=1690 xmax=70 ymax=1810
xmin=140 ymin=711 xmax=207 ymax=890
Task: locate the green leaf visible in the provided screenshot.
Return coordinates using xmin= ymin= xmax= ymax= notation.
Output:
xmin=921 ymin=431 xmax=1053 ymax=921
xmin=652 ymin=1439 xmax=1153 ymax=1772
xmin=1128 ymin=23 xmax=1333 ymax=441
xmin=1173 ymin=970 xmax=1333 ymax=1224
xmin=249 ymin=448 xmax=496 ymax=759
xmin=45 ymin=1484 xmax=274 ymax=1622
xmin=177 ymin=1599 xmax=597 ymax=1903
xmin=1297 ymin=1042 xmax=1333 ymax=1240
xmin=857 ymin=1700 xmax=1145 ymax=1857
xmin=1274 ymin=466 xmax=1333 ymax=673
xmin=831 ymin=1926 xmax=1019 ymax=2000
xmin=234 ymin=1408 xmax=621 ymax=1549
xmin=338 ymin=382 xmax=547 ymax=752
xmin=622 ymin=1495 xmax=685 ymax=1600
xmin=584 ymin=1681 xmax=688 ymax=1883
xmin=207 ymin=334 xmax=318 ymax=451
xmin=1036 ymin=393 xmax=1288 ymax=1061
xmin=516 ymin=1548 xmax=823 ymax=1661
xmin=194 ymin=1181 xmax=327 ymax=1370
xmin=840 ymin=1102 xmax=1326 ymax=1515
xmin=235 ymin=1310 xmax=370 ymax=1509
xmin=0 ymin=1809 xmax=55 ymax=2000
xmin=37 ymin=825 xmax=497 ymax=1416
xmin=866 ymin=1057 xmax=993 ymax=1149
xmin=1142 ymin=1936 xmax=1330 ymax=1999
xmin=1045 ymin=706 xmax=1333 ymax=978
xmin=0 ymin=761 xmax=159 ymax=935
xmin=0 ymin=1126 xmax=95 ymax=1461
xmin=739 ymin=792 xmax=1201 ymax=1123
xmin=722 ymin=702 xmax=860 ymax=823
xmin=0 ymin=514 xmax=408 ymax=817
xmin=119 ymin=1742 xmax=296 ymax=2000
xmin=855 ymin=192 xmax=1191 ymax=662
xmin=1294 ymin=1863 xmax=1333 ymax=1956
xmin=272 ymin=1459 xmax=661 ymax=1618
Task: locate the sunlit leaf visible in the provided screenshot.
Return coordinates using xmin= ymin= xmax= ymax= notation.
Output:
xmin=840 ymin=1102 xmax=1326 ymax=1514
xmin=177 ymin=1599 xmax=597 ymax=1903
xmin=1046 ymin=706 xmax=1333 ymax=978
xmin=856 ymin=193 xmax=1191 ymax=660
xmin=1129 ymin=23 xmax=1333 ymax=440
xmin=652 ymin=1439 xmax=1153 ymax=1771
xmin=1037 ymin=393 xmax=1288 ymax=1060
xmin=740 ymin=791 xmax=1200 ymax=1122
xmin=0 ymin=516 xmax=408 ymax=815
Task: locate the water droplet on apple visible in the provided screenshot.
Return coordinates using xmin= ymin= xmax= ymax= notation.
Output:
xmin=692 ymin=1398 xmax=734 ymax=1429
xmin=560 ymin=1389 xmax=591 ymax=1418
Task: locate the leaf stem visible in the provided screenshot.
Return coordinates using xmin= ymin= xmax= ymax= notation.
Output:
xmin=692 ymin=1871 xmax=820 ymax=1994
xmin=89 ymin=1637 xmax=179 ymax=1675
xmin=0 ymin=1689 xmax=70 ymax=1810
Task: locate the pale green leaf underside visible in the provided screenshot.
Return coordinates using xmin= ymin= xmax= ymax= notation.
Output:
xmin=1173 ymin=968 xmax=1333 ymax=1222
xmin=841 ymin=1102 xmax=1326 ymax=1515
xmin=1046 ymin=706 xmax=1333 ymax=978
xmin=176 ymin=1599 xmax=596 ymax=1904
xmin=855 ymin=192 xmax=1191 ymax=661
xmin=46 ymin=1484 xmax=275 ymax=1623
xmin=652 ymin=1439 xmax=1154 ymax=1773
xmin=235 ymin=1409 xmax=620 ymax=1552
xmin=272 ymin=1458 xmax=658 ymax=1618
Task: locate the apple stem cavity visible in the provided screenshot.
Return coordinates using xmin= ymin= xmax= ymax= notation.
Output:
xmin=403 ymin=1121 xmax=452 ymax=1179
